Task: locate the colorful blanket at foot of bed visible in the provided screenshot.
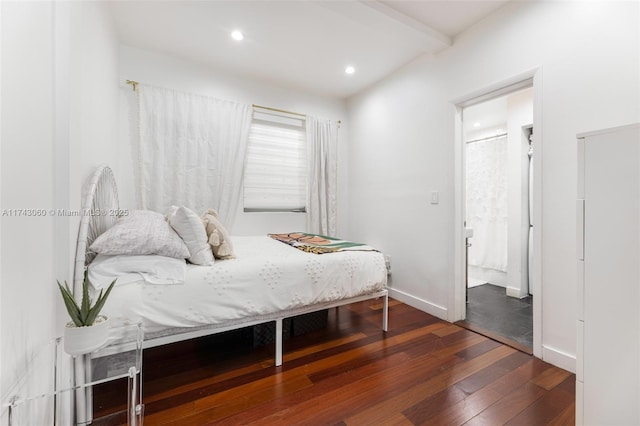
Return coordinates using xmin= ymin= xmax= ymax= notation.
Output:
xmin=268 ymin=232 xmax=379 ymax=254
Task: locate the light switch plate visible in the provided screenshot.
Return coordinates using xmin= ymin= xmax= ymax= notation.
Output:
xmin=431 ymin=191 xmax=439 ymax=204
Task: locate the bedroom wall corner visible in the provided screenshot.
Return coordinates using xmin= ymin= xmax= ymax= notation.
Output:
xmin=346 ymin=54 xmax=455 ymax=323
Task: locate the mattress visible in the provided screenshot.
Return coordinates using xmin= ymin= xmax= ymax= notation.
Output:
xmin=99 ymin=235 xmax=387 ymax=334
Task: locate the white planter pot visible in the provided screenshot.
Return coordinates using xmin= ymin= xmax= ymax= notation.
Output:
xmin=64 ymin=315 xmax=110 ymax=356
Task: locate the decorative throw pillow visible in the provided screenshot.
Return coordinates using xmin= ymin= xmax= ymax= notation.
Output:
xmin=90 ymin=210 xmax=189 ymax=259
xmin=166 ymin=205 xmax=215 ymax=266
xmin=201 ymin=208 xmax=234 ymax=259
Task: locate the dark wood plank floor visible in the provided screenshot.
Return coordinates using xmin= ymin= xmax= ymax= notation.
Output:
xmin=93 ymin=299 xmax=575 ymax=425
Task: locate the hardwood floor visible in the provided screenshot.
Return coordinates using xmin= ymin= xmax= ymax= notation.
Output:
xmin=93 ymin=299 xmax=575 ymax=425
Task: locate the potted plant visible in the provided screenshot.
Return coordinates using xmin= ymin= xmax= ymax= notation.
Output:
xmin=57 ymin=271 xmax=116 ymax=356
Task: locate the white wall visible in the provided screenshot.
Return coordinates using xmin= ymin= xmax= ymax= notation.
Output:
xmin=0 ymin=1 xmax=119 ymax=422
xmin=118 ymin=45 xmax=349 ymax=236
xmin=347 ymin=0 xmax=640 ymax=372
xmin=65 ymin=0 xmax=121 ymax=323
xmin=1 ymin=3 xmax=57 ymax=418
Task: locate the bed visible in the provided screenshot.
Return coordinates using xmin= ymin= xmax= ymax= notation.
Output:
xmin=73 ymin=165 xmax=389 ymax=367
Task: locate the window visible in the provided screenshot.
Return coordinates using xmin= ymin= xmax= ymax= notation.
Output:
xmin=243 ymin=109 xmax=306 ymax=212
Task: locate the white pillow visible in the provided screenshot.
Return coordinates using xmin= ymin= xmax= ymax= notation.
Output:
xmin=90 ymin=210 xmax=189 ymax=259
xmin=166 ymin=206 xmax=214 ymax=266
xmin=88 ymin=254 xmax=187 ymax=289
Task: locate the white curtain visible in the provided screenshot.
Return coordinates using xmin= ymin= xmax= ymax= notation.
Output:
xmin=138 ymin=85 xmax=252 ymax=231
xmin=466 ymin=136 xmax=508 ymax=272
xmin=306 ymin=116 xmax=338 ymax=236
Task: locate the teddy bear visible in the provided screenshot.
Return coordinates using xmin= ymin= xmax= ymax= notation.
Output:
xmin=201 ymin=208 xmax=235 ymax=259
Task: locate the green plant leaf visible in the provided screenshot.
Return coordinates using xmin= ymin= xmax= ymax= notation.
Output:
xmin=84 ymin=288 xmax=104 ymax=324
xmin=57 ymin=280 xmax=83 ymax=327
xmin=58 ymin=272 xmax=116 ymax=327
xmin=85 ymin=279 xmax=116 ymax=325
xmin=79 ymin=272 xmax=92 ymax=325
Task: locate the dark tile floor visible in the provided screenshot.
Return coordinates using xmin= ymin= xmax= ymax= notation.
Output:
xmin=466 ymin=283 xmax=533 ymax=349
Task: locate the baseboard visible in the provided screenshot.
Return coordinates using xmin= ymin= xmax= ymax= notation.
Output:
xmin=506 ymin=286 xmax=529 ymax=299
xmin=387 ymin=288 xmax=448 ymax=320
xmin=542 ymin=344 xmax=576 ymax=373
xmin=387 ymin=288 xmax=576 ymax=375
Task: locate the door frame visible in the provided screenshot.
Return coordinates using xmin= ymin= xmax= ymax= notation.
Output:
xmin=450 ymin=68 xmax=543 ymax=358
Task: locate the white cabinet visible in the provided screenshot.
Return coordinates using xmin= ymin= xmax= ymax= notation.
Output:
xmin=576 ymin=123 xmax=640 ymax=425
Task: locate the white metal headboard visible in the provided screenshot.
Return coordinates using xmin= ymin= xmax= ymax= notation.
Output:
xmin=73 ymin=165 xmax=120 ymax=296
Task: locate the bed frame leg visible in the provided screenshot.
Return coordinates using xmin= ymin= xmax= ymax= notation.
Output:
xmin=275 ymin=319 xmax=283 ymax=366
xmin=382 ymin=293 xmax=389 ymax=332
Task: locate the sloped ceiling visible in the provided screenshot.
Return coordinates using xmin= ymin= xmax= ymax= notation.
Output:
xmin=110 ymin=0 xmax=511 ymax=99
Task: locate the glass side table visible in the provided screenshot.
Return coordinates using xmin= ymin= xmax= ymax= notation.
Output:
xmin=1 ymin=319 xmax=144 ymax=426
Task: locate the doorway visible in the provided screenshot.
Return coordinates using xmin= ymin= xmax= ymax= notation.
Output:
xmin=457 ymin=86 xmax=535 ymax=353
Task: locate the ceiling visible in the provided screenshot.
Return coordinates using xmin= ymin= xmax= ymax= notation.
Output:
xmin=110 ymin=0 xmax=511 ymax=99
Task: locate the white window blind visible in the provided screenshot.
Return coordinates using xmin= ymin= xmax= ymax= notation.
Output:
xmin=243 ymin=110 xmax=306 ymax=212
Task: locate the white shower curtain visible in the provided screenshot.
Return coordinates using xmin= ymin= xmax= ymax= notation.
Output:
xmin=138 ymin=85 xmax=252 ymax=230
xmin=306 ymin=116 xmax=337 ymax=236
xmin=466 ymin=135 xmax=508 ymax=272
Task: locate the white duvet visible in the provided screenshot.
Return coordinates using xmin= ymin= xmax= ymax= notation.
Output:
xmin=98 ymin=236 xmax=387 ymax=334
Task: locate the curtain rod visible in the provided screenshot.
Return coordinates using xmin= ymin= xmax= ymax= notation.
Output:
xmin=124 ymin=82 xmax=341 ymax=125
xmin=253 ymin=104 xmax=342 ymax=125
xmin=253 ymin=104 xmax=306 ymax=118
xmin=465 ymin=132 xmax=508 ymax=144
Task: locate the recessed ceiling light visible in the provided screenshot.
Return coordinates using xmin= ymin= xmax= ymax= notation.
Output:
xmin=473 ymin=122 xmax=481 ymax=128
xmin=231 ymin=30 xmax=244 ymax=41
xmin=345 ymin=66 xmax=355 ymax=75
